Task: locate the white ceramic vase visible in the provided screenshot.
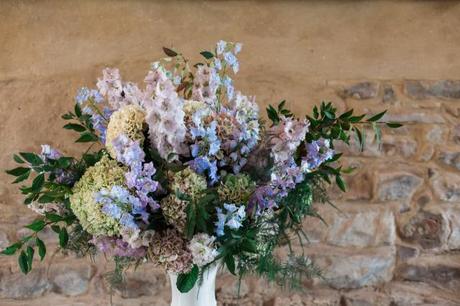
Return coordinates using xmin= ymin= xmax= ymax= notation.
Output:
xmin=168 ymin=264 xmax=219 ymax=306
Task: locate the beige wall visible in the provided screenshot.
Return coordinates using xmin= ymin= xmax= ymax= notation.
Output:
xmin=1 ymin=1 xmax=460 ymax=305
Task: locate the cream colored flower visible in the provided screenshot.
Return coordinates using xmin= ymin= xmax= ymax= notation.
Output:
xmin=70 ymin=156 xmax=127 ymax=236
xmin=105 ymin=104 xmax=146 ymax=158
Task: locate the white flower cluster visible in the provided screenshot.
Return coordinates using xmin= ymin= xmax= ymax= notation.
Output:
xmin=188 ymin=233 xmax=219 ymax=267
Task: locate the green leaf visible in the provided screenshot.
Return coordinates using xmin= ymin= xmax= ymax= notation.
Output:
xmin=31 ymin=173 xmax=45 ymax=192
xmin=19 ymin=152 xmax=43 ymax=166
xmin=61 ymin=113 xmax=74 ymax=120
xmin=335 ymin=175 xmax=346 ymax=192
xmin=36 ymin=238 xmax=46 ymax=261
xmin=185 ymin=204 xmax=196 ymax=239
xmin=13 ymin=154 xmax=25 ymax=164
xmin=24 ymin=194 xmax=36 ymax=205
xmin=176 ymin=265 xmax=199 ymax=293
xmin=313 ymin=106 xmax=319 ymax=119
xmin=324 ymin=111 xmax=335 ymax=120
xmin=38 ymin=194 xmax=55 ymax=203
xmin=386 ymin=122 xmax=402 ymax=128
xmin=51 ymin=225 xmax=60 ymax=234
xmin=13 ymin=171 xmax=31 ymax=184
xmin=349 ymin=114 xmax=366 ymax=123
xmin=163 ymin=47 xmax=178 ymax=57
xmin=63 ymin=123 xmax=86 ymax=132
xmin=45 ymin=213 xmax=63 ymax=222
xmin=59 ymin=227 xmax=69 ymax=248
xmin=76 ymin=133 xmax=98 ymax=143
xmin=200 ymin=51 xmax=214 ymax=59
xmin=241 ymin=239 xmax=258 ymax=253
xmin=18 ymin=250 xmax=29 ymax=274
xmin=26 ymin=246 xmax=34 ymax=270
xmin=339 ymin=109 xmax=354 ymax=119
xmin=278 ymin=100 xmax=286 ymax=110
xmin=57 ymin=157 xmax=73 ymax=169
xmin=1 ymin=242 xmax=22 ymax=255
xmin=367 ymin=110 xmax=387 ymax=122
xmin=6 ymin=167 xmax=30 ymax=177
xmin=25 ymin=220 xmax=46 ymax=232
xmin=225 ymin=254 xmax=236 ymax=275
xmin=353 ymin=127 xmax=364 ymax=151
xmin=74 ymin=103 xmax=82 ymax=117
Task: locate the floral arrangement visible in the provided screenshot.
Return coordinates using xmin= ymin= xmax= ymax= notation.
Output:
xmin=2 ymin=41 xmax=400 ymax=293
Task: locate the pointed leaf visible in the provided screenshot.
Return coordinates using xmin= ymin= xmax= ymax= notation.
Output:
xmin=76 ymin=133 xmax=98 ymax=143
xmin=13 ymin=154 xmax=25 ymax=164
xmin=163 ymin=47 xmax=178 ymax=57
xmin=26 ymin=246 xmax=34 ymax=270
xmin=367 ymin=110 xmax=387 ymax=122
xmin=36 ymin=238 xmax=46 ymax=261
xmin=18 ymin=250 xmax=29 ymax=274
xmin=200 ymin=51 xmax=214 ymax=59
xmin=59 ymin=227 xmax=69 ymax=248
xmin=19 ymin=152 xmax=43 ymax=166
xmin=1 ymin=242 xmax=22 ymax=255
xmin=386 ymin=122 xmax=402 ymax=128
xmin=25 ymin=220 xmax=46 ymax=232
xmin=335 ymin=175 xmax=346 ymax=192
xmin=6 ymin=167 xmax=30 ymax=177
xmin=31 ymin=173 xmax=45 ymax=192
xmin=63 ymin=123 xmax=86 ymax=132
xmin=176 ymin=265 xmax=199 ymax=293
xmin=225 ymin=254 xmax=236 ymax=275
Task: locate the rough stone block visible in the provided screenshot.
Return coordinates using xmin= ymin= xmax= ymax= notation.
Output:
xmin=50 ymin=264 xmax=93 ymax=297
xmin=337 ymin=82 xmax=380 ymax=100
xmin=311 ymin=246 xmax=395 ymax=289
xmin=376 ymin=172 xmax=423 ymax=202
xmin=326 ymin=210 xmax=395 ymax=248
xmin=397 ymin=210 xmax=447 ymax=249
xmin=0 ymin=268 xmax=51 ymax=299
xmin=430 ymin=170 xmax=460 ymax=202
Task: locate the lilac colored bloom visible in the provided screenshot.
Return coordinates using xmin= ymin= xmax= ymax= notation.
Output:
xmin=75 ymin=87 xmax=90 ymax=105
xmin=223 ymin=76 xmax=234 ymax=100
xmin=248 ymin=185 xmax=277 ymax=215
xmin=234 ymin=43 xmax=243 ymax=54
xmin=188 ymin=157 xmax=219 ymax=184
xmin=125 ymin=161 xmax=160 ymax=212
xmin=301 ymin=138 xmax=335 ymax=172
xmin=111 ymin=134 xmax=145 ymax=168
xmin=214 ymin=58 xmax=222 ymax=70
xmin=82 ymin=106 xmax=94 ymax=115
xmin=215 ymin=203 xmax=246 ymax=236
xmin=91 ymin=236 xmax=146 ymax=258
xmin=93 ymin=184 xmax=154 ymax=238
xmin=101 ymin=203 xmax=122 ymax=219
xmin=40 ymin=145 xmax=62 ymax=160
xmin=216 ymin=40 xmax=227 ymax=55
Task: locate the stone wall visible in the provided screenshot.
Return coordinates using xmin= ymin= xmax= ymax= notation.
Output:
xmin=1 ymin=1 xmax=460 ymax=305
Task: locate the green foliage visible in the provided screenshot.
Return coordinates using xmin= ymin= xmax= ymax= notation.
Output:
xmin=184 ymin=191 xmax=217 ymax=239
xmin=200 ymin=51 xmax=214 ymax=59
xmin=61 ymin=103 xmax=99 ymax=143
xmin=176 ymin=265 xmax=199 ymax=293
xmin=266 ymin=100 xmax=293 ymax=125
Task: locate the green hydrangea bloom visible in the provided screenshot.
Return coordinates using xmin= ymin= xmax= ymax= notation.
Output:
xmin=160 ymin=194 xmax=187 ymax=233
xmin=70 ymin=156 xmax=127 ymax=236
xmin=160 ymin=168 xmax=207 ymax=232
xmin=217 ymin=173 xmax=256 ymax=203
xmin=170 ymin=167 xmax=207 ymax=199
